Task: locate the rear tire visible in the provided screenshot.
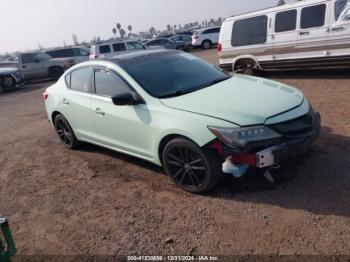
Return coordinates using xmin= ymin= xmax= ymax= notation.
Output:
xmin=2 ymin=76 xmax=16 ymax=90
xmin=48 ymin=67 xmax=64 ymax=81
xmin=234 ymin=60 xmax=257 ymax=76
xmin=163 ymin=138 xmax=222 ymax=194
xmin=54 ymin=114 xmax=80 ymax=149
xmin=201 ymin=40 xmax=212 ymax=50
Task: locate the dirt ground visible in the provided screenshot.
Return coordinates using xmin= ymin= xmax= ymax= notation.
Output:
xmin=0 ymin=49 xmax=350 ymax=257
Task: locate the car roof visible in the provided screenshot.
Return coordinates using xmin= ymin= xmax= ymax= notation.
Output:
xmin=195 ymin=26 xmax=221 ymax=32
xmin=225 ymin=0 xmax=328 ymax=21
xmin=94 ymin=40 xmax=142 ymax=47
xmin=45 ymin=46 xmax=86 ymax=52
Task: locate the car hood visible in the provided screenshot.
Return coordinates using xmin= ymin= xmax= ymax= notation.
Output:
xmin=0 ymin=67 xmax=18 ymax=75
xmin=0 ymin=62 xmax=18 ymax=69
xmin=160 ymin=75 xmax=304 ymax=126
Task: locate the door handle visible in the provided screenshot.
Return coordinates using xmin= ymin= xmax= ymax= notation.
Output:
xmin=22 ymin=65 xmax=26 ymax=68
xmin=62 ymin=98 xmax=70 ymax=105
xmin=94 ymin=108 xmax=105 ymax=116
xmin=299 ymin=31 xmax=310 ymax=35
xmin=331 ymin=26 xmax=345 ymax=32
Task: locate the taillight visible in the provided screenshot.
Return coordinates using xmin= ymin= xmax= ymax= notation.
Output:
xmin=43 ymin=89 xmax=48 ymax=100
xmin=217 ymin=43 xmax=222 ymax=52
xmin=90 ymin=54 xmax=98 ymax=60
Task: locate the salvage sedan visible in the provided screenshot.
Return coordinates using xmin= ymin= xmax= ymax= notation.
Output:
xmin=43 ymin=50 xmax=320 ymax=193
xmin=0 ymin=67 xmax=25 ymax=93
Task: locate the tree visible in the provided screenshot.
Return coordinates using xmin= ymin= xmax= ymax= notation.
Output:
xmin=112 ymin=28 xmax=117 ymax=39
xmin=277 ymin=0 xmax=286 ymax=6
xmin=166 ymin=24 xmax=171 ymax=31
xmin=149 ymin=27 xmax=156 ymax=37
xmin=120 ymin=28 xmax=126 ymax=39
xmin=127 ymin=25 xmax=132 ymax=38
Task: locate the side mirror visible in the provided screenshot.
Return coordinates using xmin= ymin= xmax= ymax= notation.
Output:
xmin=112 ymin=92 xmax=144 ymax=106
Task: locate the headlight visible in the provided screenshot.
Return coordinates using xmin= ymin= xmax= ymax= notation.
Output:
xmin=208 ymin=126 xmax=282 ymax=148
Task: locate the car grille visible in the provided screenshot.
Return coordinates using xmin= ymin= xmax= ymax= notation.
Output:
xmin=269 ymin=110 xmax=315 ymax=139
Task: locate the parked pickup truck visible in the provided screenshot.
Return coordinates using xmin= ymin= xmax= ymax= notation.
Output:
xmin=0 ymin=67 xmax=25 ymax=94
xmin=0 ymin=52 xmax=74 ymax=81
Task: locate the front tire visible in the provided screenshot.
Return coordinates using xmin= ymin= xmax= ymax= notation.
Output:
xmin=163 ymin=138 xmax=222 ymax=193
xmin=201 ymin=40 xmax=212 ymax=50
xmin=54 ymin=114 xmax=80 ymax=149
xmin=2 ymin=76 xmax=16 ymax=90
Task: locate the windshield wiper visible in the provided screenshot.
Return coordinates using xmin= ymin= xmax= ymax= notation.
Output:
xmin=158 ymin=76 xmax=231 ymax=99
xmin=158 ymin=90 xmax=193 ymax=99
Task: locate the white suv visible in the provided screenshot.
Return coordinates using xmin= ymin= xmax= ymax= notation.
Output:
xmin=192 ymin=26 xmax=221 ymax=49
xmin=90 ymin=40 xmax=147 ymax=59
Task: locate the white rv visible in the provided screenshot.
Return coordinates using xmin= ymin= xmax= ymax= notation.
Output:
xmin=218 ymin=0 xmax=350 ymax=74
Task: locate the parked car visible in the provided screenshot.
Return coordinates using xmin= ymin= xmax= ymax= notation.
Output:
xmin=0 ymin=67 xmax=25 ymax=93
xmin=0 ymin=52 xmax=74 ymax=80
xmin=145 ymin=38 xmax=187 ymax=50
xmin=168 ymin=35 xmax=193 ymax=51
xmin=192 ymin=26 xmax=221 ymax=49
xmin=43 ymin=50 xmax=320 ymax=194
xmin=219 ymin=0 xmax=350 ymax=74
xmin=168 ymin=34 xmax=192 ymax=43
xmin=45 ymin=46 xmax=90 ymax=64
xmin=90 ymin=40 xmax=148 ymax=60
xmin=156 ymin=34 xmax=175 ymax=39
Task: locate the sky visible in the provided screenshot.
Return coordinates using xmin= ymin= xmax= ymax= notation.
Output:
xmin=0 ymin=0 xmax=295 ymax=54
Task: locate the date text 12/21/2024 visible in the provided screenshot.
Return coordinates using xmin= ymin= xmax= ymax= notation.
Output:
xmin=127 ymin=256 xmax=219 ymax=261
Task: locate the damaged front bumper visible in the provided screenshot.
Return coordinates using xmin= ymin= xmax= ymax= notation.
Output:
xmin=218 ymin=111 xmax=321 ymax=176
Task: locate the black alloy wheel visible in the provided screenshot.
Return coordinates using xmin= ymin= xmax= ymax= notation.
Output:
xmin=54 ymin=114 xmax=79 ymax=149
xmin=163 ymin=138 xmax=222 ymax=193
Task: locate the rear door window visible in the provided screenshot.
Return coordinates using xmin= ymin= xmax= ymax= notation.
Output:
xmin=70 ymin=67 xmax=91 ymax=93
xmin=301 ymin=4 xmax=326 ymax=29
xmin=275 ymin=9 xmax=297 ymax=32
xmin=99 ymin=45 xmax=111 ymax=54
xmin=335 ymin=0 xmax=350 ymax=21
xmin=21 ymin=54 xmax=36 ymax=63
xmin=127 ymin=42 xmax=145 ymax=50
xmin=94 ymin=69 xmax=130 ymax=97
xmin=73 ymin=48 xmax=89 ymax=56
xmin=232 ymin=15 xmax=268 ymax=46
xmin=112 ymin=43 xmax=127 ymax=52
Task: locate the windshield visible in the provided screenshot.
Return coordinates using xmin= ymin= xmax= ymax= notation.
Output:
xmin=121 ymin=52 xmax=231 ymax=98
xmin=335 ymin=0 xmax=350 ymax=21
xmin=36 ymin=52 xmax=52 ymax=60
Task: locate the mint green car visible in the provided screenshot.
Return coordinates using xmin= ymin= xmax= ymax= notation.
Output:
xmin=44 ymin=50 xmax=320 ymax=193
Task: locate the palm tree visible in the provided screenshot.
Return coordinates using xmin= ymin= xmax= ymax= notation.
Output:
xmin=149 ymin=27 xmax=156 ymax=37
xmin=127 ymin=25 xmax=132 ymax=38
xmin=277 ymin=0 xmax=286 ymax=6
xmin=112 ymin=28 xmax=117 ymax=39
xmin=120 ymin=28 xmax=126 ymax=40
xmin=116 ymin=23 xmax=122 ymax=39
xmin=166 ymin=24 xmax=171 ymax=31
